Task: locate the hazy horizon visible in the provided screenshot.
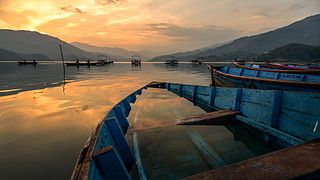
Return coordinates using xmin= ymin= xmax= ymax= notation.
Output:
xmin=0 ymin=0 xmax=319 ymax=54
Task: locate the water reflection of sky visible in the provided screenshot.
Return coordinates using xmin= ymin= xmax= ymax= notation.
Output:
xmin=0 ymin=62 xmax=211 ymax=179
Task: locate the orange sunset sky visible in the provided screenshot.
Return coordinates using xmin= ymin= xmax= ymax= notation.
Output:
xmin=0 ymin=0 xmax=319 ymax=53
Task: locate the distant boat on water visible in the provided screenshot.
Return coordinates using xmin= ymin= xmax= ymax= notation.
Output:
xmin=191 ymin=59 xmax=203 ymax=65
xmin=97 ymin=55 xmax=114 ymax=65
xmin=97 ymin=60 xmax=113 ymax=66
xmin=131 ymin=55 xmax=141 ymax=65
xmin=164 ymin=56 xmax=178 ymax=65
xmin=17 ymin=60 xmax=38 ymax=65
xmin=65 ymin=60 xmax=98 ymax=66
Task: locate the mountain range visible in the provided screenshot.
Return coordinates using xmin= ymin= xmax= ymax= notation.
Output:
xmin=0 ymin=14 xmax=319 ymax=62
xmin=70 ymin=42 xmax=137 ymax=60
xmin=70 ymin=42 xmax=165 ymax=60
xmin=0 ymin=30 xmax=97 ymax=60
xmin=150 ymin=14 xmax=320 ymax=62
xmin=0 ymin=30 xmax=141 ymax=61
xmin=258 ymin=43 xmax=320 ymax=61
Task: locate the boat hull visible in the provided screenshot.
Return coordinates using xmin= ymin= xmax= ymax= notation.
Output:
xmin=233 ymin=62 xmax=320 ymax=74
xmin=269 ymin=63 xmax=320 ymax=70
xmin=209 ymin=65 xmax=320 ymax=92
xmin=72 ymin=82 xmax=320 ymax=180
xmin=17 ymin=61 xmax=38 ymax=65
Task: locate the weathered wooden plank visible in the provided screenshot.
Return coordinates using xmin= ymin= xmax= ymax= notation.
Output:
xmin=185 ymin=127 xmax=226 ymax=169
xmin=131 ymin=120 xmax=176 ymax=131
xmin=176 ymin=110 xmax=239 ymax=125
xmin=133 ymin=132 xmax=147 ymax=180
xmin=236 ymin=115 xmax=304 ymax=145
xmin=184 ymin=139 xmax=320 ymax=180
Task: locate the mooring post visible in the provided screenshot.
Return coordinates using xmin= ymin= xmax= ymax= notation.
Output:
xmin=59 ymin=44 xmax=66 ymax=84
xmin=209 ymin=66 xmax=215 ymax=86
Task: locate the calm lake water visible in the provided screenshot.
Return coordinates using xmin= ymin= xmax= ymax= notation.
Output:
xmin=0 ymin=62 xmax=212 ymax=179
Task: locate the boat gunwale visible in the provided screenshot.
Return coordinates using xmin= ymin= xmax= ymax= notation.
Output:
xmin=71 ymin=87 xmax=144 ymax=180
xmin=71 ymin=113 xmax=108 ymax=179
xmin=268 ymin=63 xmax=317 ymax=70
xmin=233 ymin=62 xmax=320 ymax=74
xmin=208 ymin=65 xmax=320 ymax=89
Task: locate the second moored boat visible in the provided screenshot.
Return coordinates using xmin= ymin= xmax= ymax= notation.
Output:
xmin=208 ymin=64 xmax=320 ymax=92
xmin=233 ymin=62 xmax=320 ymax=74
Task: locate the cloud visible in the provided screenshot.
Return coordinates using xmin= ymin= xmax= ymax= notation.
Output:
xmin=287 ymin=2 xmax=307 ymax=12
xmin=95 ymin=0 xmax=126 ymax=6
xmin=147 ymin=23 xmax=240 ymax=43
xmin=60 ymin=5 xmax=85 ymax=14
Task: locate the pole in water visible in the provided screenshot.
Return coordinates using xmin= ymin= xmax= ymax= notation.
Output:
xmin=59 ymin=44 xmax=66 ymax=84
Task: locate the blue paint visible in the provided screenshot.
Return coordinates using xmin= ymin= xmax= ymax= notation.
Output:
xmin=167 ymin=83 xmax=171 ymax=91
xmin=127 ymin=94 xmax=137 ymax=103
xmin=105 ymin=118 xmax=135 ymax=170
xmin=213 ymin=66 xmax=320 ymax=92
xmin=270 ymin=91 xmax=282 ymax=129
xmin=255 ymin=70 xmax=260 ymax=77
xmin=225 ymin=66 xmax=230 ymax=73
xmin=121 ymin=99 xmax=131 ymax=117
xmin=112 ymin=106 xmax=129 ymax=133
xmin=164 ymin=83 xmax=320 ymax=146
xmin=209 ymin=86 xmax=216 ymax=106
xmin=214 ymin=69 xmax=320 ymax=92
xmin=93 ymin=146 xmax=131 ymax=180
xmin=192 ymin=86 xmax=198 ymax=101
xmin=239 ymin=68 xmax=244 ymax=76
xmin=236 ymin=116 xmax=304 ymax=145
xmin=136 ymin=89 xmax=142 ymax=95
xmin=178 ymin=84 xmax=183 ymax=96
xmin=233 ymin=88 xmax=242 ymax=111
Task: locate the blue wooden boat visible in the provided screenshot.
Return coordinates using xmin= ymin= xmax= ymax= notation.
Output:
xmin=208 ymin=65 xmax=320 ymax=92
xmin=269 ymin=63 xmax=320 ymax=70
xmin=71 ymin=82 xmax=320 ymax=179
xmin=233 ymin=62 xmax=320 ymax=74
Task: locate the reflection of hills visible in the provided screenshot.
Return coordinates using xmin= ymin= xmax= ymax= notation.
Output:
xmin=0 ymin=48 xmax=51 ymax=60
xmin=0 ymin=62 xmax=212 ymax=96
xmin=0 ymin=63 xmax=87 ymax=96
